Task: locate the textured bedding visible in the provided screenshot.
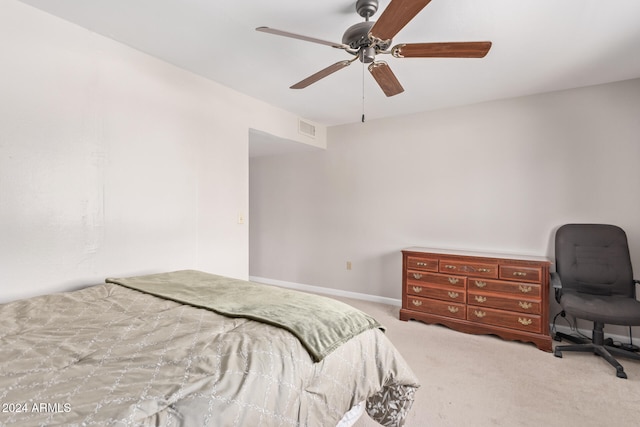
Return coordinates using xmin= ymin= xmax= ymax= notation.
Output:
xmin=0 ymin=273 xmax=419 ymax=426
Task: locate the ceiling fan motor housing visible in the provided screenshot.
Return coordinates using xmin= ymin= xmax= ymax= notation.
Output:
xmin=342 ymin=21 xmax=375 ymax=49
xmin=342 ymin=21 xmax=391 ymax=52
xmin=344 ymin=1 xmax=390 ymax=56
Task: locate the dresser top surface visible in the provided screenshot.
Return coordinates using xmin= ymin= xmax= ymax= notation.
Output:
xmin=403 ymin=247 xmax=551 ymax=264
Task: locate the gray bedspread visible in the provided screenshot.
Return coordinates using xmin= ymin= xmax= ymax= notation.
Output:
xmin=0 ymin=276 xmax=419 ymax=426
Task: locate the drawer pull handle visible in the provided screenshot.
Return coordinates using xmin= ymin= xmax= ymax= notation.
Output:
xmin=477 ymin=268 xmax=491 ymax=273
xmin=412 ymin=273 xmax=423 ymax=280
xmin=513 ymin=271 xmax=527 ymax=277
xmin=518 ymin=317 xmax=533 ymax=326
xmin=474 ymin=310 xmax=486 ymax=318
xmin=519 ymin=285 xmax=533 ymax=293
xmin=416 ymin=262 xmax=428 ymax=267
xmin=448 ymin=277 xmax=459 ymax=285
xmin=475 ymin=296 xmax=487 ymax=303
xmin=519 ymin=301 xmax=533 ymax=309
xmin=448 ymin=306 xmax=459 ymax=313
xmin=448 ymin=291 xmax=459 ymax=299
xmin=412 ymin=299 xmax=423 ymax=307
xmin=444 ymin=265 xmax=456 ymax=270
xmin=475 ymin=281 xmax=487 ymax=288
xmin=412 ymin=286 xmax=423 ymax=293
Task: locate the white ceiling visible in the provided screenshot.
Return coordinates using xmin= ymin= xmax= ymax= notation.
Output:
xmin=17 ymin=0 xmax=640 ymax=127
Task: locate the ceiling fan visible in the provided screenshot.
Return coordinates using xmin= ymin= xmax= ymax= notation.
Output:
xmin=256 ymin=0 xmax=492 ymax=97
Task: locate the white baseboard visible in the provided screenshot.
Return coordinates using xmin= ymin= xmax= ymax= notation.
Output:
xmin=248 ymin=276 xmax=402 ymax=307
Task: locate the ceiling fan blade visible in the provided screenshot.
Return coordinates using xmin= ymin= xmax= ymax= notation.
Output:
xmin=392 ymin=41 xmax=492 ymax=58
xmin=291 ymin=60 xmax=354 ymax=89
xmin=369 ymin=0 xmax=432 ymax=43
xmin=368 ymin=61 xmax=404 ymax=97
xmin=256 ymin=26 xmax=349 ymax=50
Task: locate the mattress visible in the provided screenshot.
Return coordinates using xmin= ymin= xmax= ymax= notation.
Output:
xmin=0 ymin=271 xmax=419 ymax=426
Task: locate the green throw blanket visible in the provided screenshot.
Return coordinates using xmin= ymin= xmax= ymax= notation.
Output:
xmin=106 ymin=270 xmax=384 ymax=362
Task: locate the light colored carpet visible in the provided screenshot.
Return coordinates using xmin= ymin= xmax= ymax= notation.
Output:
xmin=328 ymin=295 xmax=640 ymax=427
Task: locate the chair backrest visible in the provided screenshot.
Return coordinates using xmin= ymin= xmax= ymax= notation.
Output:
xmin=555 ymin=224 xmax=635 ymax=297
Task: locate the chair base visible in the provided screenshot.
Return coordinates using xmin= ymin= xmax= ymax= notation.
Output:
xmin=554 ymin=326 xmax=640 ymax=379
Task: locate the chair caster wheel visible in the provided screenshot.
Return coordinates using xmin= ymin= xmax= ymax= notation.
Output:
xmin=553 ymin=335 xmax=562 ymax=342
xmin=554 ymin=349 xmax=563 ymax=358
xmin=616 ymin=368 xmax=627 ymax=379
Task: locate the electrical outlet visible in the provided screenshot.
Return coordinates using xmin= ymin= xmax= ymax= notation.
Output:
xmin=346 ymin=261 xmax=352 ymax=270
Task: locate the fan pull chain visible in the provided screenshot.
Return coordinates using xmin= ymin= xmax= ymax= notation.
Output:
xmin=360 ymin=0 xmax=372 ymax=121
xmin=361 ymin=61 xmax=366 ymax=123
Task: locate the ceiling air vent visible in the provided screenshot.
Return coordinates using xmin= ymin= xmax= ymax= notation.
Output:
xmin=298 ymin=119 xmax=316 ymax=138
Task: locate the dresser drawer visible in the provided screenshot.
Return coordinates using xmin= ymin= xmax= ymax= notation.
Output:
xmin=467 ymin=291 xmax=540 ymax=314
xmin=467 ymin=278 xmax=541 ymax=298
xmin=406 ymin=256 xmax=438 ymax=272
xmin=407 ymin=283 xmax=466 ymax=303
xmin=439 ymin=259 xmax=498 ymax=278
xmin=467 ymin=306 xmax=541 ymax=333
xmin=407 ymin=296 xmax=466 ymax=320
xmin=407 ymin=271 xmax=466 ymax=288
xmin=499 ymin=265 xmax=542 ymax=283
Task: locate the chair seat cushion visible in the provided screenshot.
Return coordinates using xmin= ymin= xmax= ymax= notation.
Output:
xmin=560 ymin=290 xmax=640 ymax=325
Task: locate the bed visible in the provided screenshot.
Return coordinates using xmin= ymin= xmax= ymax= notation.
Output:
xmin=0 ymin=270 xmax=419 ymax=426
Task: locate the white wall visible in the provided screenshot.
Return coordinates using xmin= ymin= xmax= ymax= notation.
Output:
xmin=250 ymin=78 xmax=640 ymax=333
xmin=0 ymin=0 xmax=325 ymax=303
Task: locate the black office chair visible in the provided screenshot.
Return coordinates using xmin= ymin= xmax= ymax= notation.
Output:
xmin=551 ymin=224 xmax=640 ymax=378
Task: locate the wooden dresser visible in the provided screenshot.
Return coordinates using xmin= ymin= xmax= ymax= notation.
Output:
xmin=400 ymin=247 xmax=552 ymax=351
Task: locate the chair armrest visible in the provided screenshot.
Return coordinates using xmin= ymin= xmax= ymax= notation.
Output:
xmin=550 ymin=272 xmax=563 ymax=303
